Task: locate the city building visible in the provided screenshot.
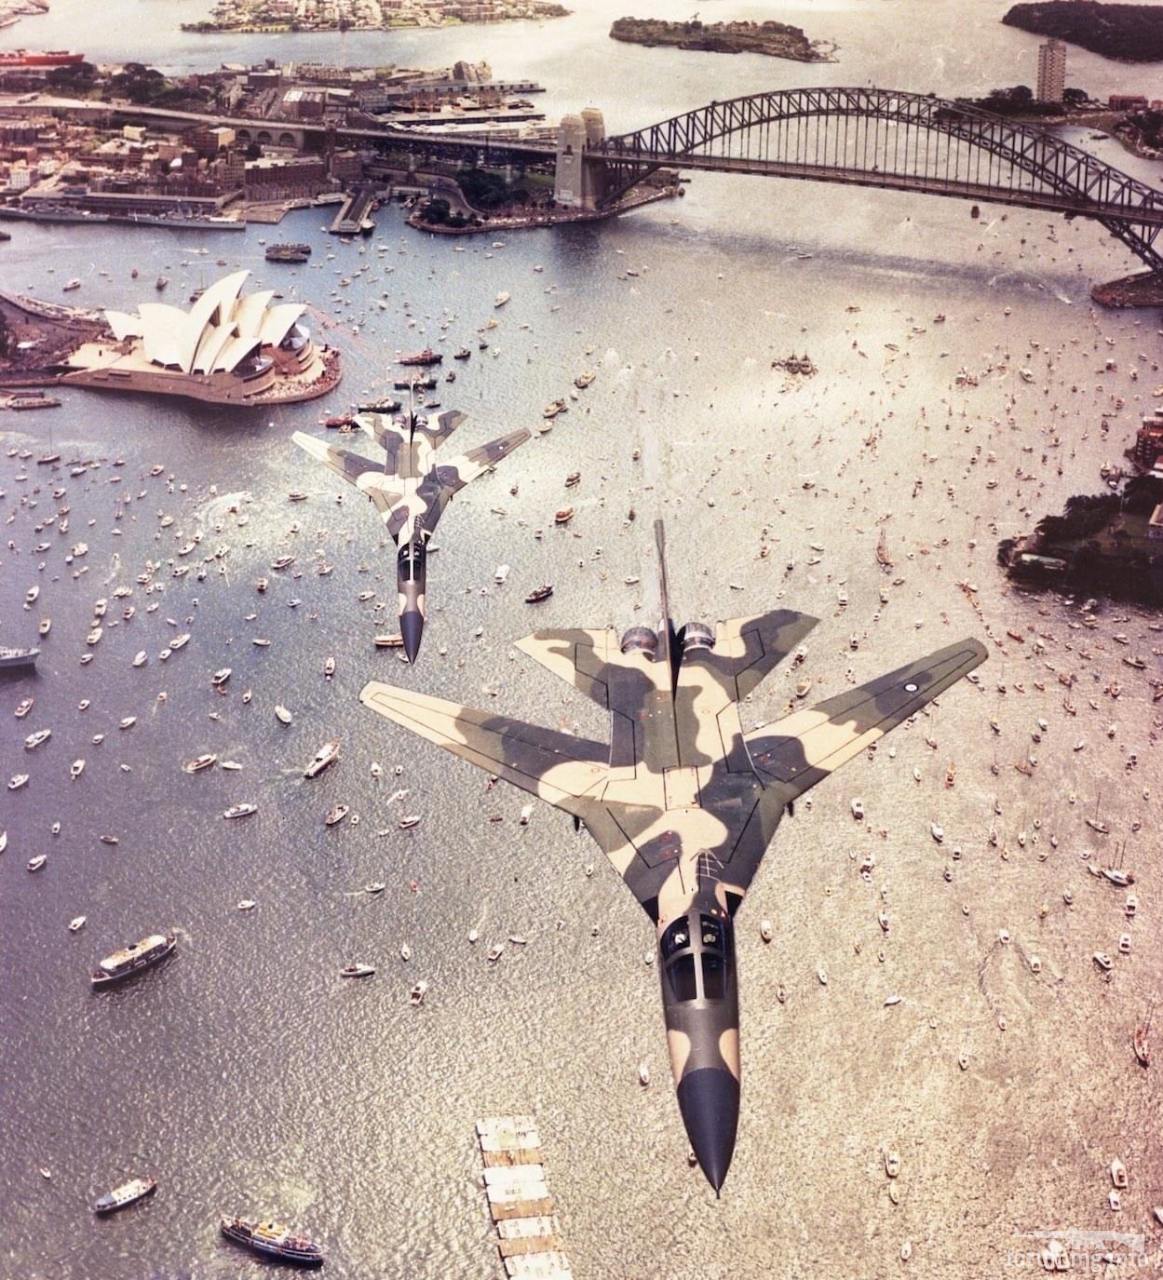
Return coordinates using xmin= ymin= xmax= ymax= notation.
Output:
xmin=1036 ymin=38 xmax=1066 ymax=104
xmin=61 ymin=270 xmax=340 ymax=405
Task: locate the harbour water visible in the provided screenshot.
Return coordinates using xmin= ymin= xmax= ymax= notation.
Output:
xmin=3 ymin=2 xmax=1163 ymax=1277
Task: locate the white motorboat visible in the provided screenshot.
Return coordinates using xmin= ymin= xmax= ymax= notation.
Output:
xmin=304 ymin=740 xmax=340 ymax=779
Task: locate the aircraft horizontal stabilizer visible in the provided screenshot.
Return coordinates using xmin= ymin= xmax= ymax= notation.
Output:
xmin=515 ymin=629 xmax=621 ymax=709
xmin=713 ymin=609 xmax=820 ymax=701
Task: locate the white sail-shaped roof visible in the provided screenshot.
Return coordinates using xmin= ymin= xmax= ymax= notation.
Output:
xmin=102 ymin=272 xmax=306 ymax=376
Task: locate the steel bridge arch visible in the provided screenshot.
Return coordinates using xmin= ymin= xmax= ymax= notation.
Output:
xmin=595 ymin=87 xmax=1163 ymax=268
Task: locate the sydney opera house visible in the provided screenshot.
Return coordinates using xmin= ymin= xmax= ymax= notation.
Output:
xmin=61 ymin=271 xmax=340 ymax=406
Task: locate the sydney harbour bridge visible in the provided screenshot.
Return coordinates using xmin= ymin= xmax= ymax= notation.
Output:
xmin=56 ymin=85 xmax=1163 ymax=273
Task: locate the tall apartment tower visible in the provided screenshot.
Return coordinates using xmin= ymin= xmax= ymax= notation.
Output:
xmin=1036 ymin=38 xmax=1066 ymax=104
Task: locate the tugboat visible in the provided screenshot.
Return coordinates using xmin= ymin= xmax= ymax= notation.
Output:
xmin=304 ymin=739 xmax=340 ymax=779
xmin=220 ymin=1216 xmax=324 ymax=1267
xmin=93 ymin=1176 xmax=157 ymax=1215
xmin=397 ymin=348 xmax=442 ymax=367
xmin=91 ymin=933 xmax=176 ymax=988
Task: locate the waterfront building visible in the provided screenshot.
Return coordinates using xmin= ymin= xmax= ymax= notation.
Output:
xmin=61 ymin=270 xmax=340 ymax=405
xmin=1036 ymin=38 xmax=1066 ymax=104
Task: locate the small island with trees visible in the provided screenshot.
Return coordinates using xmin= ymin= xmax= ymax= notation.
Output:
xmin=609 ymin=17 xmax=835 ymax=62
xmin=1002 ymin=2 xmax=1163 ymax=62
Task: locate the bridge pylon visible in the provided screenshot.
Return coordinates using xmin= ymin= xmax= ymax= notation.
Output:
xmin=554 ymin=107 xmax=609 ymax=210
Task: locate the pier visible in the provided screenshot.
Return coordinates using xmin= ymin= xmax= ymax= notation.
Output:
xmin=328 ymin=188 xmax=376 ymax=236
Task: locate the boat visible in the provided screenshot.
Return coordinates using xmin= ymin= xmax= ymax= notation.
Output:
xmin=169 ymin=633 xmax=190 ymax=650
xmin=340 ymin=964 xmax=375 ymax=978
xmin=0 ymin=51 xmax=87 ymax=68
xmin=573 ymin=370 xmax=596 ymax=389
xmin=453 ymin=347 xmax=471 ymax=360
xmin=323 ymin=656 xmax=335 ymax=678
xmin=0 ymin=647 xmax=39 ymax=671
xmin=91 ymin=933 xmax=176 ymax=987
xmin=0 ymin=830 xmax=6 ymax=852
xmin=252 ymin=637 xmax=271 ymax=648
xmin=14 ymin=697 xmax=34 ymax=717
xmin=62 ymin=278 xmax=81 ymax=292
xmin=271 ymin=556 xmax=295 ymax=570
xmin=119 ymin=716 xmax=136 ymax=730
xmin=393 ymin=375 xmax=437 ymax=391
xmin=27 ymin=855 xmax=46 ymax=872
xmin=543 ymin=399 xmax=567 ymax=419
xmin=410 ymin=981 xmax=428 ymax=1006
xmin=210 ymin=667 xmax=232 ymax=687
xmin=525 ymin=585 xmax=554 ymax=603
xmin=304 ymin=740 xmax=340 ymax=779
xmin=397 ymin=348 xmax=442 ymax=367
xmin=323 ymin=415 xmax=353 ymax=429
xmin=37 ymin=454 xmax=60 ymax=466
xmin=364 ymin=882 xmax=386 ymax=894
xmin=183 ymin=754 xmax=217 ymax=773
xmin=24 ymin=728 xmax=51 ymax=750
xmin=93 ymin=1176 xmax=156 ymax=1215
xmin=1134 ymin=1023 xmax=1151 ymax=1067
xmin=374 ymin=634 xmax=403 ymax=648
xmin=288 ymin=491 xmax=308 ymax=503
xmin=37 ymin=618 xmax=51 ymax=636
xmin=24 ymin=586 xmax=39 ymax=606
xmin=275 ymin=705 xmax=293 ymax=725
xmin=70 ymin=759 xmax=84 ymax=780
xmin=554 ymin=506 xmax=575 ymax=525
xmin=222 ymin=803 xmax=257 ymax=819
xmin=155 ymin=276 xmax=168 ymax=291
xmin=132 ymin=650 xmax=147 ymax=668
xmin=324 ymin=804 xmax=349 ymax=826
xmin=398 ymin=814 xmax=421 ymax=830
xmin=265 ymin=243 xmax=312 ymax=263
xmin=494 ymin=292 xmax=511 ymax=307
xmin=69 ymin=916 xmax=86 ymax=931
xmin=220 ymin=1215 xmax=324 ymax=1266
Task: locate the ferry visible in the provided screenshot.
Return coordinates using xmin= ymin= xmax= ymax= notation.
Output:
xmin=220 ymin=1216 xmax=324 ymax=1266
xmin=93 ymin=1176 xmax=157 ymax=1215
xmin=397 ymin=348 xmax=442 ymax=367
xmin=7 ymin=393 xmax=61 ymax=411
xmin=91 ymin=933 xmax=176 ymax=988
xmin=265 ymin=243 xmax=312 ymax=263
xmin=304 ymin=739 xmax=340 ymax=779
xmin=0 ymin=646 xmax=39 ymax=671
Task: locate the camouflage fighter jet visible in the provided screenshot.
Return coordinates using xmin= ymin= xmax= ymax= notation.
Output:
xmin=360 ymin=521 xmax=986 ymax=1193
xmin=292 ymin=406 xmax=530 ymax=663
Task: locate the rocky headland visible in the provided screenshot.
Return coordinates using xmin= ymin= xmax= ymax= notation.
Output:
xmin=1002 ymin=2 xmax=1163 ymax=62
xmin=609 ymin=17 xmax=835 ymax=62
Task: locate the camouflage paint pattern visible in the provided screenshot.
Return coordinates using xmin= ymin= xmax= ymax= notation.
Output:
xmin=360 ymin=521 xmax=986 ymax=1192
xmin=292 ymin=407 xmax=530 ymax=663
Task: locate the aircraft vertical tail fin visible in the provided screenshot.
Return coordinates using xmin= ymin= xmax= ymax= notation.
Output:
xmin=654 ymin=519 xmax=679 ymax=691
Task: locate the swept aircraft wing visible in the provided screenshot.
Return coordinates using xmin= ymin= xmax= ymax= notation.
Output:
xmin=359 ymin=681 xmax=609 ymax=815
xmin=744 ymin=638 xmax=987 ymax=800
xmin=433 ymin=428 xmax=531 ymax=497
xmin=292 ymin=431 xmax=406 ymax=522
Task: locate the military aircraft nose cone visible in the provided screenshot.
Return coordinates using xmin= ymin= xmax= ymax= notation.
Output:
xmin=676 ymin=1067 xmax=740 ymax=1195
xmin=401 ymin=611 xmax=423 ymax=665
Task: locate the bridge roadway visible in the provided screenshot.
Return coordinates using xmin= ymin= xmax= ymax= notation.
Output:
xmin=602 ymin=150 xmax=1163 ymax=228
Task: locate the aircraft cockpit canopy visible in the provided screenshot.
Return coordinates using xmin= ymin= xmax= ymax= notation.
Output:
xmin=661 ymin=912 xmax=734 ymax=1004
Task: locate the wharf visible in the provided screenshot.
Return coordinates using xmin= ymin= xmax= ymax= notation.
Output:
xmin=476 ymin=1116 xmax=572 ymax=1279
xmin=329 ymin=189 xmax=376 ymax=236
